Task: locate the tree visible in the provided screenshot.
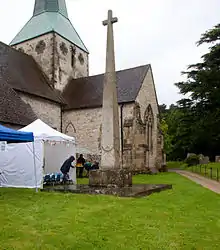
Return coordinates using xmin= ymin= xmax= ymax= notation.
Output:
xmin=174 ymin=23 xmax=220 ymax=160
xmin=160 ymin=118 xmax=173 ymax=156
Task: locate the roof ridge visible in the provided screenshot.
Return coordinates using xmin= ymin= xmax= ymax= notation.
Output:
xmin=62 ymin=65 xmax=150 ymax=91
xmin=0 ymin=41 xmax=30 ymax=58
xmin=62 ymin=63 xmax=151 ymax=110
xmin=134 ymin=65 xmax=150 ymax=101
xmin=76 ymin=64 xmax=150 ymax=80
xmin=115 ymin=64 xmax=150 ymax=73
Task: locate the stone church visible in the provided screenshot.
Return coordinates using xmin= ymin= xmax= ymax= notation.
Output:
xmin=0 ymin=0 xmax=165 ymax=172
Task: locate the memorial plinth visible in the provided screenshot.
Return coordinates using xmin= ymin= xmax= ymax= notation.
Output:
xmin=43 ymin=183 xmax=172 ymax=197
xmin=89 ymin=169 xmax=132 ymax=187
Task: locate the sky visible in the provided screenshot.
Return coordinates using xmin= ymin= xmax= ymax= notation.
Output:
xmin=0 ymin=0 xmax=220 ymax=106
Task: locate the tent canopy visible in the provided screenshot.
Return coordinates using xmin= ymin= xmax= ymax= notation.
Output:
xmin=19 ymin=119 xmax=75 ymax=143
xmin=0 ymin=124 xmax=34 ymax=143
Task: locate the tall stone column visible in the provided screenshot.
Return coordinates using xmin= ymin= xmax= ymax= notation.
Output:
xmin=89 ymin=10 xmax=132 ymax=187
xmin=101 ymin=10 xmax=120 ymax=169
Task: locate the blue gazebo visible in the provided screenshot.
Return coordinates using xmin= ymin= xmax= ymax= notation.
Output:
xmin=0 ymin=124 xmax=38 ymax=192
xmin=0 ymin=124 xmax=34 ymax=143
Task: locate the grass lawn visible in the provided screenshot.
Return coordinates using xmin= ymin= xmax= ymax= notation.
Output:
xmin=167 ymin=161 xmax=187 ymax=169
xmin=1 ymin=173 xmax=220 ymax=250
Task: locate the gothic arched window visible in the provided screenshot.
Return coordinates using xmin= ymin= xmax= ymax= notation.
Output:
xmin=144 ymin=105 xmax=154 ymax=153
xmin=65 ymin=122 xmax=76 ymax=136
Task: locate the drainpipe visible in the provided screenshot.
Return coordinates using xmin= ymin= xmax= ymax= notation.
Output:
xmin=60 ymin=108 xmax=63 ymax=132
xmin=120 ymin=104 xmax=124 ymax=166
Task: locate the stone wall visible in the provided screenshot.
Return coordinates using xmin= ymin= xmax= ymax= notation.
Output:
xmin=62 ymin=67 xmax=163 ymax=172
xmin=63 ymin=107 xmax=102 ymax=154
xmin=12 ymin=32 xmax=89 ymax=91
xmin=62 ymin=104 xmax=134 ymax=156
xmin=136 ymin=67 xmax=160 ymax=169
xmin=156 ymin=129 xmax=166 ymax=169
xmin=123 ymin=103 xmax=149 ymax=173
xmin=62 ymin=66 xmax=163 ymax=172
xmin=19 ymin=93 xmax=62 ymax=131
xmin=122 ymin=67 xmax=163 ymax=172
xmin=54 ymin=34 xmax=89 ymax=91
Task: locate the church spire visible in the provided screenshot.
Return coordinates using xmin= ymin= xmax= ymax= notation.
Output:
xmin=10 ymin=0 xmax=88 ymax=53
xmin=33 ymin=0 xmax=68 ymax=18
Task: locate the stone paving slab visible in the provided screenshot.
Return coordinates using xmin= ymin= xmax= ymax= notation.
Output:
xmin=175 ymin=170 xmax=220 ymax=194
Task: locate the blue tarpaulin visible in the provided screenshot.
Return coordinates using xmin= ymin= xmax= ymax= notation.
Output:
xmin=0 ymin=124 xmax=34 ymax=143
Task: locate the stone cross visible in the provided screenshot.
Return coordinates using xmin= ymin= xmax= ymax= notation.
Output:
xmin=100 ymin=10 xmax=120 ymax=169
xmin=102 ymin=10 xmax=118 ymax=26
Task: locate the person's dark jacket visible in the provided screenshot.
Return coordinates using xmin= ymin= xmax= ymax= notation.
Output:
xmin=77 ymin=156 xmax=85 ymax=166
xmin=60 ymin=156 xmax=75 ymax=174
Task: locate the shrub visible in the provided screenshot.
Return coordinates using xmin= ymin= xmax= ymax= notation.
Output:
xmin=185 ymin=154 xmax=200 ymax=166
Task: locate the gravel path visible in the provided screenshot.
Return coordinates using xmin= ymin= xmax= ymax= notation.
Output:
xmin=174 ymin=170 xmax=220 ymax=194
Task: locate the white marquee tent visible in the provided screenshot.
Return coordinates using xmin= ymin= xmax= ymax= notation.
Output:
xmin=0 ymin=119 xmax=76 ymax=189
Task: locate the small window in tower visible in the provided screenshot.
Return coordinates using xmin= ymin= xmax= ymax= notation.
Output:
xmin=60 ymin=42 xmax=68 ymax=55
xmin=70 ymin=46 xmax=76 ymax=68
xmin=35 ymin=40 xmax=46 ymax=54
xmin=78 ymin=53 xmax=84 ymax=65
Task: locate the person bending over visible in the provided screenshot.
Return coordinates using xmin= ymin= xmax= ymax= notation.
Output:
xmin=60 ymin=156 xmax=75 ymax=183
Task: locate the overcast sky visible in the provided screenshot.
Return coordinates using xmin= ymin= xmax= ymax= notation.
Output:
xmin=0 ymin=0 xmax=219 ymax=105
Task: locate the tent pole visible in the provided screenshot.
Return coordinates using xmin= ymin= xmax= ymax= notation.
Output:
xmin=32 ymin=141 xmax=38 ymax=193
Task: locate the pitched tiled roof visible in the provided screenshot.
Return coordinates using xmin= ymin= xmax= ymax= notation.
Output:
xmin=0 ymin=42 xmax=64 ymax=104
xmin=0 ymin=78 xmax=37 ymax=126
xmin=62 ymin=64 xmax=150 ymax=110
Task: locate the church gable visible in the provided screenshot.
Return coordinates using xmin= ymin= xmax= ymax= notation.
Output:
xmin=62 ymin=64 xmax=150 ymax=110
xmin=135 ymin=65 xmax=160 ymax=169
xmin=135 ymin=65 xmax=159 ymax=121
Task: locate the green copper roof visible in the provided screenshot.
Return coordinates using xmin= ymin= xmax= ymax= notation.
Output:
xmin=10 ymin=0 xmax=88 ymax=53
xmin=33 ymin=0 xmax=68 ymax=18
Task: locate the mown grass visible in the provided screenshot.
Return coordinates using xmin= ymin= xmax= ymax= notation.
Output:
xmin=1 ymin=173 xmax=220 ymax=250
xmin=166 ymin=161 xmax=187 ymax=169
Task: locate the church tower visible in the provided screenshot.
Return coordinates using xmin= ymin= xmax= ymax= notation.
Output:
xmin=10 ymin=0 xmax=89 ymax=91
